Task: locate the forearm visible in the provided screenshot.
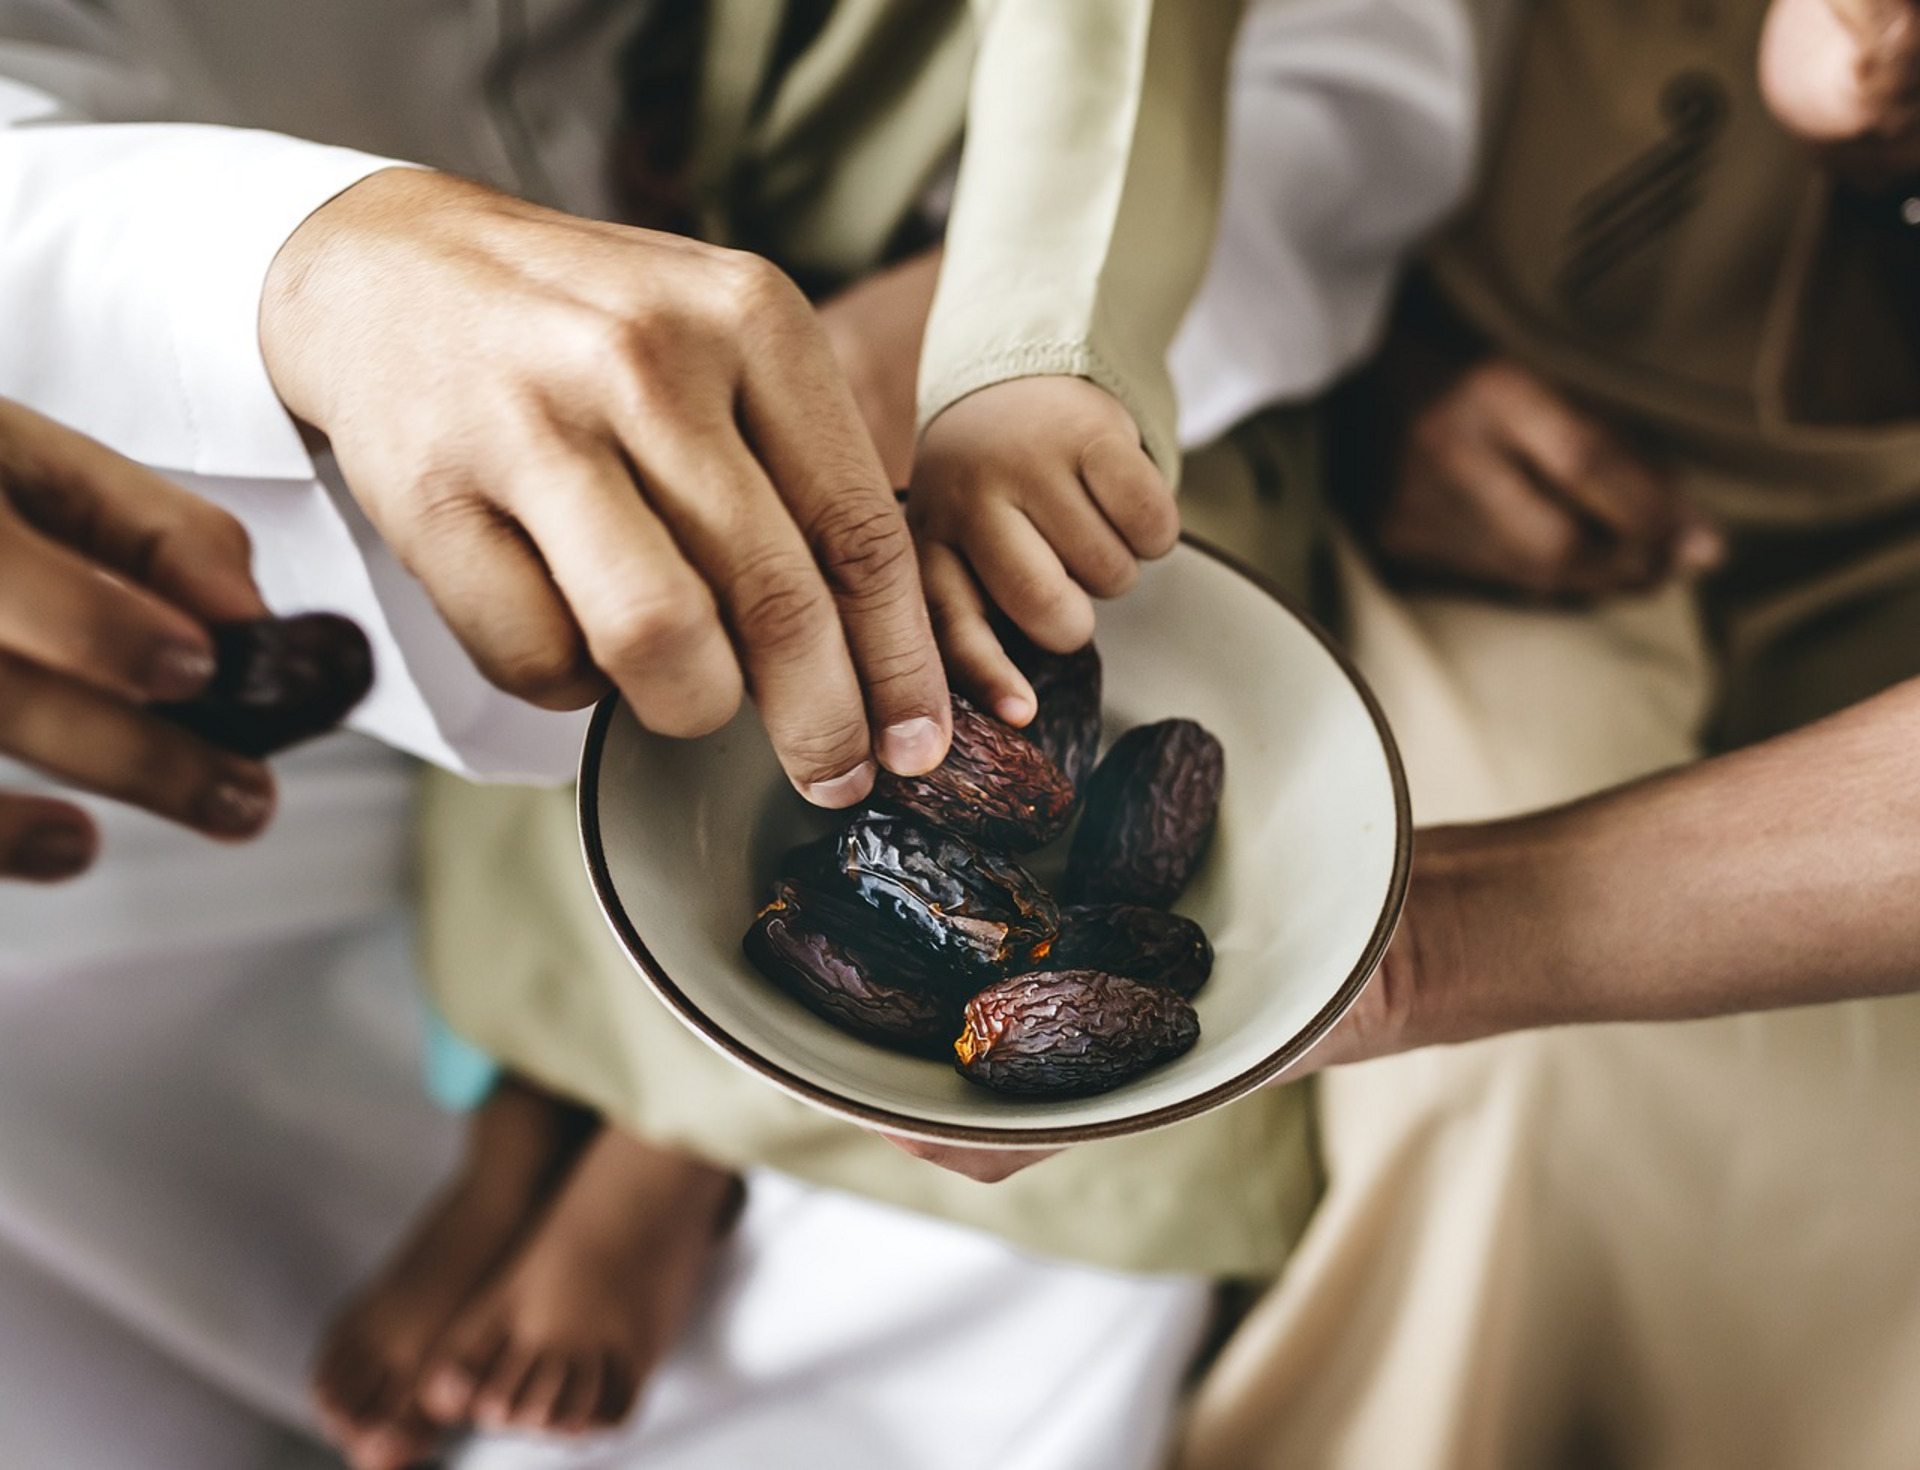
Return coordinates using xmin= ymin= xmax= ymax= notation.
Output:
xmin=1419 ymin=677 xmax=1920 ymax=1044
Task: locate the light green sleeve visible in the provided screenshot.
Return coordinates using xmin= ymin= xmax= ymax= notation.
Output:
xmin=916 ymin=0 xmax=1245 ymax=484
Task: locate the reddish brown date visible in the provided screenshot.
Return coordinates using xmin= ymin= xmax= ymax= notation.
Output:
xmin=1036 ymin=904 xmax=1213 ymax=997
xmin=156 ymin=614 xmax=374 ymax=758
xmin=744 ymin=883 xmax=964 ymax=1056
xmin=1065 ymin=720 xmax=1224 ymax=908
xmin=873 ymin=695 xmax=1074 ymax=851
xmin=954 ymin=970 xmax=1200 ymax=1097
xmin=837 ymin=811 xmax=1059 ymax=977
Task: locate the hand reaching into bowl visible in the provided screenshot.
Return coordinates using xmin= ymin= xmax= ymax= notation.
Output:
xmin=0 ymin=399 xmax=275 ymax=881
xmin=262 ymin=168 xmax=953 ymax=808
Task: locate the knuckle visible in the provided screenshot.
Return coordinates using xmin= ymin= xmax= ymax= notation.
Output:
xmin=1079 ymin=542 xmax=1139 ymax=598
xmin=716 ymin=250 xmax=799 ymax=322
xmin=730 ymin=562 xmax=831 ymax=656
xmin=811 ymin=500 xmax=912 ymax=599
xmin=592 ymin=588 xmax=717 ymax=672
xmin=781 ymin=719 xmax=873 ymax=786
xmin=483 ymin=638 xmax=598 ymax=708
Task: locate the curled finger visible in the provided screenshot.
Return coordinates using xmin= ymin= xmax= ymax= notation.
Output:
xmin=1079 ymin=433 xmax=1179 ymax=561
xmin=0 ymin=510 xmax=218 ymax=702
xmin=963 ymin=504 xmax=1096 ymax=653
xmin=920 ymin=541 xmax=1034 ymax=726
xmin=734 ymin=294 xmax=952 ymax=778
xmin=0 ymin=651 xmax=275 ymax=840
xmin=608 ymin=429 xmax=876 ymax=803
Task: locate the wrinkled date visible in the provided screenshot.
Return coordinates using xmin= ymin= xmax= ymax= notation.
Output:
xmin=954 ymin=969 xmax=1201 ymax=1096
xmin=156 ymin=614 xmax=374 ymax=758
xmin=873 ymin=695 xmax=1074 ymax=851
xmin=743 ymin=883 xmax=965 ymax=1056
xmin=1037 ymin=904 xmax=1213 ymax=997
xmin=1065 ymin=720 xmax=1224 ymax=908
xmin=837 ymin=811 xmax=1059 ymax=977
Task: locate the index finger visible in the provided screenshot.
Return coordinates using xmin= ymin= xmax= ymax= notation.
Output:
xmin=736 ymin=291 xmax=952 ymax=778
xmin=0 ymin=399 xmax=266 ymax=623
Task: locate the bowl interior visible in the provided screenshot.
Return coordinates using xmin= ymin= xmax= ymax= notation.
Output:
xmin=580 ymin=539 xmax=1407 ymax=1145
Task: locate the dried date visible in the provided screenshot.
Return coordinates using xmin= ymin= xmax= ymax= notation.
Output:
xmin=744 ymin=883 xmax=964 ymax=1056
xmin=155 ymin=614 xmax=374 ymax=758
xmin=1065 ymin=720 xmax=1224 ymax=907
xmin=1036 ymin=904 xmax=1213 ymax=997
xmin=873 ymin=695 xmax=1073 ymax=851
xmin=837 ymin=811 xmax=1059 ymax=977
xmin=954 ymin=969 xmax=1200 ymax=1096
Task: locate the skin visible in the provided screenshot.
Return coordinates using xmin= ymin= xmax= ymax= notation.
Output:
xmin=912 ymin=377 xmax=1180 ymax=726
xmin=415 ymin=1131 xmax=740 ymax=1440
xmin=0 ymin=399 xmax=275 ymax=881
xmin=260 ymin=169 xmax=953 ymax=806
xmin=312 ymin=1081 xmax=596 ymax=1470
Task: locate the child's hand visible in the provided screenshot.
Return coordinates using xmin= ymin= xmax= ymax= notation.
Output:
xmin=910 ymin=377 xmax=1178 ymax=724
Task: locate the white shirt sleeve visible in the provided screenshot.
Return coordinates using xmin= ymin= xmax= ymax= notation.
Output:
xmin=1170 ymin=0 xmax=1481 ymax=448
xmin=0 ymin=8 xmax=583 ymax=783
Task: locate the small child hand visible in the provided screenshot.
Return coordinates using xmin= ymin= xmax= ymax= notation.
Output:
xmin=910 ymin=377 xmax=1178 ymax=724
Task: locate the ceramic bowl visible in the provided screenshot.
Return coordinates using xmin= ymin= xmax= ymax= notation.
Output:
xmin=578 ymin=537 xmax=1409 ymax=1146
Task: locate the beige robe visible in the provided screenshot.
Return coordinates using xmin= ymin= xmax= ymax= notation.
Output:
xmin=1179 ymin=0 xmax=1920 ymax=1465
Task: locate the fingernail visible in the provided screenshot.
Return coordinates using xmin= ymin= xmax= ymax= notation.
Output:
xmin=197 ymin=768 xmax=275 ymax=836
xmin=994 ymin=692 xmax=1037 ymax=727
xmin=800 ymin=760 xmax=875 ymax=809
xmin=12 ymin=822 xmax=94 ymax=880
xmin=143 ymin=641 xmax=217 ymax=701
xmin=878 ymin=717 xmax=946 ymax=776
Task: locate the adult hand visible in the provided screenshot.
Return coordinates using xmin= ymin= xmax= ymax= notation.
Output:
xmin=1761 ymin=0 xmax=1920 ymax=184
xmin=0 ymin=399 xmax=275 ymax=881
xmin=1373 ymin=358 xmax=1721 ymax=599
xmin=261 ymin=169 xmax=951 ymax=806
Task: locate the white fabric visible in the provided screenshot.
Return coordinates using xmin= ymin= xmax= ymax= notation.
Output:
xmin=1171 ymin=0 xmax=1479 ymax=447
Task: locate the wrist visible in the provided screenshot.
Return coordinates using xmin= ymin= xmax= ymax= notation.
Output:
xmin=258 ymin=166 xmax=437 ymax=428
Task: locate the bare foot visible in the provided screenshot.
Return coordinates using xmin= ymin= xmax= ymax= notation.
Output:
xmin=312 ymin=1079 xmax=595 ymax=1469
xmin=418 ymin=1133 xmax=744 ymax=1437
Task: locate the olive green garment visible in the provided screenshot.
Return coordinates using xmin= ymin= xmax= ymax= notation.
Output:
xmin=420 ymin=413 xmax=1326 ymax=1278
xmin=686 ymin=0 xmax=1245 ymax=483
xmin=1433 ymin=0 xmax=1920 ymax=749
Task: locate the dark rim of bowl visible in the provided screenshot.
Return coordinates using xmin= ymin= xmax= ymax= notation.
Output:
xmin=576 ymin=532 xmax=1413 ymax=1147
